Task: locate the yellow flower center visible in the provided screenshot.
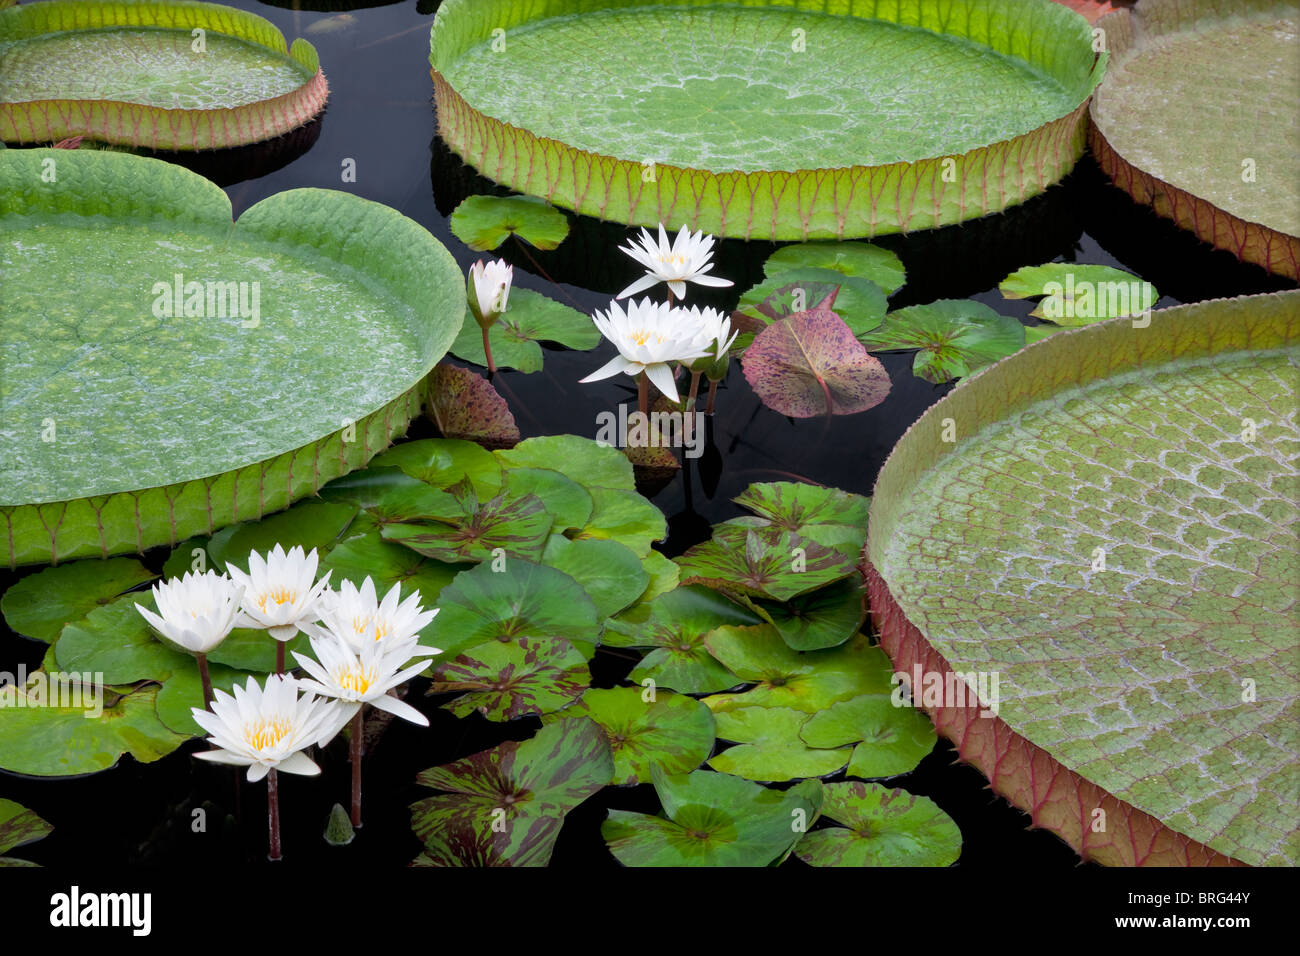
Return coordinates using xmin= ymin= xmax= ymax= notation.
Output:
xmin=335 ymin=664 xmax=375 ymax=696
xmin=256 ymin=587 xmax=298 ymax=611
xmin=243 ymin=717 xmax=293 ymax=752
xmin=657 ymin=253 xmax=688 ymax=269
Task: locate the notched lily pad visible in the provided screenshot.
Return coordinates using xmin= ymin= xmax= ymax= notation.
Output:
xmin=2 ymin=556 xmax=156 ymax=643
xmin=449 ymin=194 xmax=571 ymax=251
xmin=999 ymin=262 xmax=1158 ymax=323
xmin=708 ymin=706 xmax=849 ymax=782
xmin=381 ymin=477 xmax=553 ymax=564
xmin=430 ymin=637 xmax=590 ymax=721
xmin=793 ymin=781 xmax=961 ymax=867
xmin=800 ymin=694 xmax=938 ymax=779
xmin=450 ymin=288 xmax=599 ymax=372
xmin=859 ymin=299 xmax=1025 ymax=384
xmin=676 ymin=524 xmax=855 ymax=601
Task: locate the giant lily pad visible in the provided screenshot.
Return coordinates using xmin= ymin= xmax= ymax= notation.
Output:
xmin=866 ymin=290 xmax=1300 ymax=866
xmin=411 ymin=717 xmax=612 ymax=866
xmin=0 ymin=148 xmax=465 ymax=567
xmin=602 ymin=769 xmax=822 ymax=866
xmin=0 ymin=799 xmax=52 ymax=866
xmin=793 ymin=782 xmax=962 ymax=867
xmin=431 ymin=0 xmax=1104 ymax=238
xmin=1089 ymin=0 xmax=1299 ymax=278
xmin=0 ymin=0 xmax=328 ymax=149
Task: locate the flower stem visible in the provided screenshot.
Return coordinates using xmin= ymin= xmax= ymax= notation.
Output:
xmin=267 ymin=769 xmax=282 ymax=862
xmin=706 ymin=379 xmax=719 ymax=416
xmin=637 ymin=372 xmax=649 ymax=418
xmin=482 ymin=325 xmax=497 ymax=375
xmin=196 ymin=653 xmax=213 ymax=710
xmin=686 ymin=371 xmax=702 ymax=440
xmin=275 ymin=641 xmax=285 ymax=677
xmin=350 ymin=708 xmax=364 ymax=828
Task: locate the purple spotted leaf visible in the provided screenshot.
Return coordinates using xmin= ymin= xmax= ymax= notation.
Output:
xmin=428 ymin=637 xmax=590 ymax=721
xmin=742 ymin=290 xmax=891 ymax=418
xmin=675 ymin=523 xmax=856 ymax=601
xmin=425 ymin=363 xmax=520 ymax=450
xmin=380 ymin=477 xmax=553 ymax=564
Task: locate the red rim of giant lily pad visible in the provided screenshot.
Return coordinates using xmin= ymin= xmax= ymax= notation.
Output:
xmin=0 ymin=0 xmax=328 ymax=150
xmin=866 ymin=289 xmax=1299 ymax=866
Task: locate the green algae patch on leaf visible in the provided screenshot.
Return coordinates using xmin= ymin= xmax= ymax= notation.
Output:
xmin=676 ymin=524 xmax=856 ymax=601
xmin=0 ymin=0 xmax=328 ymax=150
xmin=412 ymin=717 xmax=612 ymax=866
xmin=859 ymin=299 xmax=1025 ymax=384
xmin=449 ymin=288 xmax=600 ymax=373
xmin=708 ymin=706 xmax=849 ymax=782
xmin=800 ymin=694 xmax=937 ymax=779
xmin=0 ymin=682 xmax=188 ymax=776
xmin=764 ymin=242 xmax=906 ymax=295
xmin=603 ymin=769 xmax=822 ymax=866
xmin=0 ymin=799 xmax=52 ymax=866
xmin=425 ymin=364 xmax=520 ymax=450
xmin=867 ymin=290 xmax=1300 ymax=866
xmin=544 ymin=686 xmax=716 ymax=785
xmin=1089 ymin=0 xmax=1300 ymax=278
xmin=742 ymin=293 xmax=893 ymax=418
xmin=431 ymin=0 xmax=1104 ymax=239
xmin=2 ymin=556 xmax=156 ymax=643
xmin=449 ymin=194 xmax=571 ymax=251
xmin=794 ymin=782 xmax=961 ymax=867
xmin=430 ymin=637 xmax=590 ymax=721
xmin=999 ymin=262 xmax=1158 ymax=323
xmin=0 ymin=148 xmax=465 ymax=568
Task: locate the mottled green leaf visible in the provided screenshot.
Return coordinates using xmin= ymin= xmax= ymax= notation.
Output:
xmin=0 ymin=799 xmax=51 ymax=866
xmin=794 ymin=781 xmax=961 ymax=867
xmin=709 ymin=706 xmax=849 ymax=781
xmin=450 ymin=289 xmax=599 ymax=372
xmin=800 ymin=694 xmax=937 ymax=779
xmin=750 ymin=578 xmax=866 ymax=651
xmin=859 ymin=299 xmax=1025 ymax=384
xmin=735 ymin=268 xmax=888 ymax=346
xmin=676 ymin=524 xmax=855 ymax=601
xmin=431 ymin=638 xmax=590 ymax=721
xmin=382 ymin=478 xmax=553 ymax=564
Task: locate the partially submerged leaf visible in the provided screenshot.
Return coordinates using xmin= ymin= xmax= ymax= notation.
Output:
xmin=858 ymin=299 xmax=1024 ymax=384
xmin=425 ymin=364 xmax=520 ymax=449
xmin=793 ymin=782 xmax=961 ymax=867
xmin=764 ymin=242 xmax=906 ymax=294
xmin=449 ymin=194 xmax=571 ymax=251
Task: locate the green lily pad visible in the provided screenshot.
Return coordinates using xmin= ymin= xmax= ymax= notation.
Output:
xmin=2 ymin=556 xmax=156 ymax=643
xmin=208 ymin=500 xmax=359 ymax=572
xmin=426 ymin=363 xmax=520 ymax=449
xmin=544 ymin=686 xmax=716 ymax=785
xmin=1023 ymin=323 xmax=1063 ymax=344
xmin=319 ymin=531 xmax=466 ymax=618
xmin=319 ymin=466 xmax=461 ymax=532
xmin=431 ymin=637 xmax=590 ymax=721
xmin=0 ymin=799 xmax=52 ymax=866
xmin=0 ymin=682 xmax=188 ymax=776
xmin=733 ymin=481 xmax=871 ymax=549
xmin=54 ymin=597 xmax=189 ymax=684
xmin=800 ymin=694 xmax=938 ymax=779
xmin=750 ymin=578 xmax=866 ymax=652
xmin=605 ymin=585 xmax=759 ymax=695
xmin=794 ymin=782 xmax=962 ymax=867
xmin=764 ymin=242 xmax=906 ymax=294
xmin=449 ymin=194 xmax=571 ymax=251
xmin=154 ymin=660 xmax=262 ymax=737
xmin=495 ymin=435 xmax=636 ymax=492
xmin=709 ymin=706 xmax=849 ymax=782
xmin=676 ymin=524 xmax=855 ymax=601
xmin=859 ymin=299 xmax=1025 ymax=384
xmin=412 ymin=717 xmax=612 ymax=866
xmin=999 ymin=262 xmax=1158 ymax=323
xmin=541 ymin=536 xmax=648 ymax=620
xmin=602 ymin=769 xmax=823 ymax=867
xmin=503 ymin=468 xmax=594 ymax=533
xmin=735 ymin=268 xmax=889 ymax=347
xmin=450 ymin=288 xmax=599 ymax=373
xmin=381 ymin=478 xmax=554 ymax=564
xmin=369 ymin=438 xmax=505 ymax=499
xmin=636 ymin=549 xmax=682 ymax=606
xmin=577 ymin=487 xmax=666 ymax=558
xmin=703 ymin=627 xmax=894 ymax=714
xmin=427 ymin=559 xmax=600 ymax=659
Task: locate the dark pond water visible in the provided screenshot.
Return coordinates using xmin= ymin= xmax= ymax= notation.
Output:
xmin=1 ymin=0 xmax=1293 ymax=869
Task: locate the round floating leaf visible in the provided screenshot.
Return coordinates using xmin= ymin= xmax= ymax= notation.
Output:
xmin=431 ymin=637 xmax=590 ymax=721
xmin=504 ymin=468 xmax=593 ymax=533
xmin=154 ymin=660 xmax=261 ymax=737
xmin=495 ymin=435 xmax=636 ymax=492
xmin=0 ymin=798 xmax=51 ymax=866
xmin=709 ymin=706 xmax=849 ymax=782
xmin=794 ymin=782 xmax=962 ymax=867
xmin=765 ymin=242 xmax=906 ymax=294
xmin=1 ymin=148 xmax=465 ymax=567
xmin=541 ymin=536 xmax=648 ymax=620
xmin=742 ymin=292 xmax=892 ymax=418
xmin=800 ymin=694 xmax=937 ymax=779
xmin=449 ymin=194 xmax=571 ymax=251
xmin=431 ymin=560 xmax=601 ymax=660
xmin=2 ymin=556 xmax=156 ymax=643
xmin=412 ymin=717 xmax=612 ymax=866
xmin=735 ymin=481 xmax=871 ymax=538
xmin=735 ymin=268 xmax=889 ymax=347
xmin=381 ymin=479 xmax=553 ymax=564
xmin=752 ymin=578 xmax=866 ymax=651
xmin=425 ymin=364 xmax=520 ymax=449
xmin=703 ymin=628 xmax=895 ymax=714
xmin=319 ymin=466 xmax=461 ymax=536
xmin=867 ymin=290 xmax=1300 ymax=865
xmin=54 ymin=597 xmax=189 ymax=684
xmin=431 ymin=0 xmax=1104 ymax=238
xmin=602 ymin=769 xmax=822 ymax=867
xmin=319 ymin=531 xmax=466 ymax=616
xmin=370 ymin=438 xmax=504 ymax=499
xmin=999 ymin=262 xmax=1158 ymax=323
xmin=676 ymin=524 xmax=855 ymax=601
xmin=577 ymin=487 xmax=666 ymax=558
xmin=0 ymin=682 xmax=188 ymax=776
xmin=210 ymin=500 xmax=359 ymax=572
xmin=858 ymin=299 xmax=1025 ymax=384
xmin=545 ymin=687 xmax=716 ymax=785
xmin=450 ymin=288 xmax=600 ymax=373
xmin=0 ymin=0 xmax=327 ymax=150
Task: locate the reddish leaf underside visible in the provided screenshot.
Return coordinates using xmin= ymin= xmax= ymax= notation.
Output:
xmin=426 ymin=363 xmax=520 ymax=449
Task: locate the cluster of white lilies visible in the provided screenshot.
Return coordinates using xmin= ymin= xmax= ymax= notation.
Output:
xmin=133 ymin=544 xmax=440 ymax=859
xmin=468 ymin=223 xmax=739 ymax=415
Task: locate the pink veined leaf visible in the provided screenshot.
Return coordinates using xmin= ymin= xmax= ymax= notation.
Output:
xmin=741 ymin=290 xmax=892 ymax=418
xmin=425 ymin=363 xmax=520 ymax=449
xmin=1050 ymin=0 xmax=1119 ymax=23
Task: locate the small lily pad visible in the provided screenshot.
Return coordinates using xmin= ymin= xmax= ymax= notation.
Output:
xmin=708 ymin=706 xmax=849 ymax=782
xmin=503 ymin=468 xmax=594 ymax=533
xmin=0 ymin=799 xmax=52 ymax=866
xmin=318 ymin=532 xmax=465 ymax=626
xmin=544 ymin=686 xmax=716 ymax=785
xmin=602 ymin=769 xmax=822 ymax=867
xmin=733 ymin=481 xmax=871 ymax=550
xmin=999 ymin=262 xmax=1158 ymax=323
xmin=154 ymin=661 xmax=263 ymax=737
xmin=496 ymin=435 xmax=636 ymax=492
xmin=676 ymin=524 xmax=855 ymax=601
xmin=450 ymin=288 xmax=599 ymax=373
xmin=764 ymin=242 xmax=906 ymax=294
xmin=54 ymin=597 xmax=188 ymax=684
xmin=2 ymin=556 xmax=156 ymax=643
xmin=430 ymin=637 xmax=590 ymax=721
xmin=541 ymin=536 xmax=649 ymax=620
xmin=369 ymin=438 xmax=504 ymax=499
xmin=800 ymin=694 xmax=938 ymax=779
xmin=449 ymin=194 xmax=571 ymax=251
xmin=577 ymin=487 xmax=667 ymax=558
xmin=382 ymin=478 xmax=554 ymax=564
xmin=425 ymin=363 xmax=520 ymax=449
xmin=858 ymin=299 xmax=1025 ymax=384
xmin=735 ymin=268 xmax=889 ymax=345
xmin=750 ymin=578 xmax=866 ymax=651
xmin=412 ymin=717 xmax=612 ymax=867
xmin=793 ymin=782 xmax=961 ymax=867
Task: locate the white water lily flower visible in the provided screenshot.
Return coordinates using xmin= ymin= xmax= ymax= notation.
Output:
xmin=135 ymin=570 xmax=244 ymax=655
xmin=191 ymin=674 xmax=349 ymax=782
xmin=616 ymin=224 xmax=734 ymax=301
xmin=468 ymin=258 xmax=513 ymax=328
xmin=580 ymin=298 xmax=714 ymax=402
xmin=681 ymin=305 xmax=740 ymax=365
xmin=292 ymin=629 xmax=434 ymax=727
xmin=315 ymin=577 xmax=440 ymax=654
xmin=227 ymin=544 xmax=332 ymax=642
